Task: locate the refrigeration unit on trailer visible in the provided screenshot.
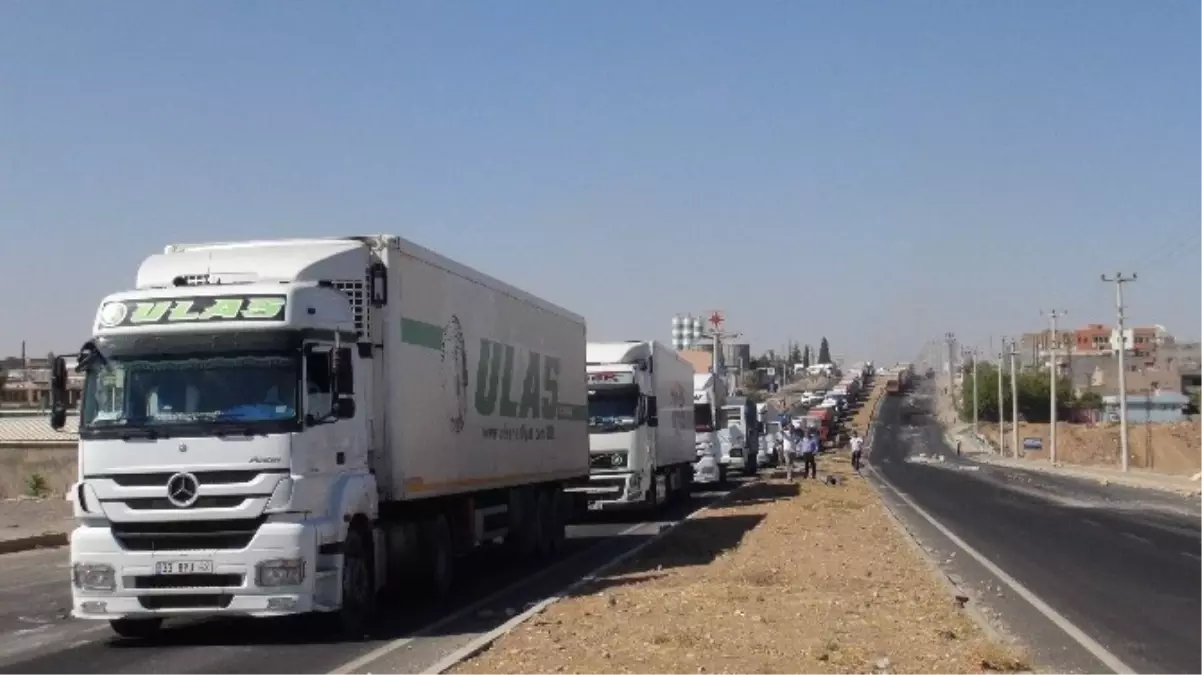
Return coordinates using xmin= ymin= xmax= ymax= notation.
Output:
xmin=50 ymin=236 xmax=590 ymax=639
xmin=717 ymin=395 xmax=761 ymax=477
xmin=568 ymin=341 xmax=695 ymax=511
xmin=691 ymin=372 xmax=728 ymax=484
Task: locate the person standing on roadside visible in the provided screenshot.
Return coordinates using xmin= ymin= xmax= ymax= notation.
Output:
xmin=800 ymin=430 xmax=819 ymax=479
xmin=780 ymin=420 xmax=796 ymax=480
xmin=849 ymin=430 xmax=865 ymax=471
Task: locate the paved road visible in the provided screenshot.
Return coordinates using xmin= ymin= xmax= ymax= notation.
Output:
xmin=870 ymin=383 xmax=1202 ymax=674
xmin=0 ymin=481 xmax=745 ymax=674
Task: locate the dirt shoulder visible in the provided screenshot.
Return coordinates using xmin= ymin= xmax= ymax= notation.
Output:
xmin=451 ymin=460 xmax=1026 ymax=674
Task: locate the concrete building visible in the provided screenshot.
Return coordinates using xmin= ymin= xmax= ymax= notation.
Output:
xmin=0 ymin=356 xmax=84 ymax=409
xmin=1101 ymin=392 xmax=1189 ymax=424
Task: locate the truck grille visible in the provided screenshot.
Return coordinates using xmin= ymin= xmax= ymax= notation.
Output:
xmin=589 ymin=453 xmax=628 ymax=470
xmin=137 ymin=595 xmax=233 ymax=610
xmin=112 ymin=518 xmax=265 ymax=552
xmin=94 ymin=470 xmax=281 ymax=488
xmin=121 ymin=496 xmax=248 ymax=510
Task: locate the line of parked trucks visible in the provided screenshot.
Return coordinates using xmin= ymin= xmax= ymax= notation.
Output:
xmin=45 ymin=234 xmax=792 ymax=640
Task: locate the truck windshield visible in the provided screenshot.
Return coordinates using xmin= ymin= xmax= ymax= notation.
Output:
xmin=80 ymin=352 xmax=299 ymax=436
xmin=587 ymin=390 xmax=639 ymax=432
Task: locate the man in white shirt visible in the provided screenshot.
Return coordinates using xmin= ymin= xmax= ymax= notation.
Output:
xmin=849 ymin=431 xmax=865 ymax=471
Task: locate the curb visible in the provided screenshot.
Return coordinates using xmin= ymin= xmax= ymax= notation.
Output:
xmin=422 ymin=479 xmax=763 ymax=675
xmin=0 ymin=531 xmax=69 ymax=555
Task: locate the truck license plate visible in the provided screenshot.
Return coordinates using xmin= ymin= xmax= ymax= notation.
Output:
xmin=155 ymin=560 xmax=213 ymax=575
xmin=587 ymin=502 xmax=604 ymax=511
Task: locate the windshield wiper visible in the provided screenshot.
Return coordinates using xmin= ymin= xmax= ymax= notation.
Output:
xmin=215 ymin=423 xmax=260 ymax=438
xmin=119 ymin=427 xmax=165 ymax=440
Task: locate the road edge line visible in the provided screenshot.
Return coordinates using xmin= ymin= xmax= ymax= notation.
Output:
xmin=421 ymin=479 xmax=761 ymax=675
xmin=866 ymin=466 xmax=1135 ymax=674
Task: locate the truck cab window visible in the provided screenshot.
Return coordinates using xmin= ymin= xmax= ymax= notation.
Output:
xmin=306 ymin=348 xmax=333 ymax=420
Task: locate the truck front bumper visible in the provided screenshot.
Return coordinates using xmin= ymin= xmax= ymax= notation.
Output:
xmin=70 ymin=521 xmax=328 ymax=620
xmin=566 ymin=470 xmax=649 ymax=510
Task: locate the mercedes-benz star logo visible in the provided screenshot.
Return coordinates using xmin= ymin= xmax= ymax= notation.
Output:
xmin=165 ymin=472 xmax=200 ymax=508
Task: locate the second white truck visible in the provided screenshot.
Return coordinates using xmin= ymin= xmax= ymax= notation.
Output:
xmin=568 ymin=341 xmax=695 ymax=511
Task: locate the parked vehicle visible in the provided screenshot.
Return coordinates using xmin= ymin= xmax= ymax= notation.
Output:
xmin=51 ymin=235 xmax=590 ymax=638
xmin=571 ymin=341 xmax=695 ymax=512
xmin=718 ymin=396 xmax=761 ymax=476
xmin=692 ymin=373 xmax=729 ymax=484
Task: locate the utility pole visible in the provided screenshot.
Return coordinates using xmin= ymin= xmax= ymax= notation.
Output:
xmin=1041 ymin=309 xmax=1067 ymax=464
xmin=997 ymin=337 xmax=1007 ymax=456
xmin=944 ymin=332 xmax=957 ymax=424
xmin=1102 ymin=273 xmax=1137 ymax=472
xmin=971 ymin=347 xmax=980 ymax=435
xmin=1008 ymin=339 xmax=1019 ymax=456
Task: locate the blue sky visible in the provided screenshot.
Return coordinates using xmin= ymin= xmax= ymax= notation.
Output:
xmin=1 ymin=1 xmax=1198 ymax=364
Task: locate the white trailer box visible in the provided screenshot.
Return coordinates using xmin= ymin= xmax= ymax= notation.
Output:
xmin=571 ymin=341 xmax=695 ymax=510
xmin=59 ymin=235 xmax=589 ymax=638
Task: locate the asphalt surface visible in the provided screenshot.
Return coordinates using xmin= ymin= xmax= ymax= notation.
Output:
xmin=0 ymin=480 xmax=745 ymax=674
xmin=870 ymin=382 xmax=1202 ymax=674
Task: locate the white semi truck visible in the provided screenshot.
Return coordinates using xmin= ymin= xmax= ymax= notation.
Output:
xmin=718 ymin=395 xmax=761 ymax=477
xmin=691 ymin=372 xmax=728 ymax=484
xmin=48 ymin=236 xmax=590 ymax=639
xmin=568 ymin=341 xmax=695 ymax=511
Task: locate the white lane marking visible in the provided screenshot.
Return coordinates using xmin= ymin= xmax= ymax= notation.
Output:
xmin=867 ymin=466 xmax=1136 ymax=675
xmin=422 ymin=482 xmax=755 ymax=675
xmin=1120 ymin=531 xmax=1152 ymax=546
xmin=327 ymin=520 xmax=648 ymax=675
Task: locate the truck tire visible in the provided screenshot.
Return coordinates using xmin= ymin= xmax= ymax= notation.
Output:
xmin=546 ymin=487 xmax=568 ymax=555
xmin=717 ymin=464 xmax=728 ymax=486
xmin=418 ymin=515 xmax=454 ymax=599
xmin=505 ymin=488 xmax=539 ymax=561
xmin=109 ymin=617 xmax=162 ymax=640
xmin=335 ymin=525 xmax=376 ymax=637
xmin=534 ymin=490 xmax=554 ymax=559
xmin=642 ymin=471 xmax=659 ymax=509
xmin=677 ymin=465 xmax=692 ymax=499
xmin=743 ymin=453 xmax=758 ymax=477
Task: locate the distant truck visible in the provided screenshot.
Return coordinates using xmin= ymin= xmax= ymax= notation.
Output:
xmin=885 ymin=374 xmax=902 ymax=395
xmin=718 ymin=395 xmax=761 ymax=477
xmin=692 ymin=372 xmax=728 ymax=484
xmin=571 ymin=341 xmax=695 ymax=511
xmin=50 ymin=235 xmax=590 ymax=639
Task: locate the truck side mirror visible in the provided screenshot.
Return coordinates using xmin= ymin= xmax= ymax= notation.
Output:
xmin=334 ymin=397 xmax=356 ymax=419
xmin=49 ymin=356 xmax=69 ymax=431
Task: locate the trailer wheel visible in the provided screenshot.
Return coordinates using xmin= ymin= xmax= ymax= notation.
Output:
xmin=717 ymin=464 xmax=728 ymax=486
xmin=109 ymin=618 xmax=162 ymax=640
xmin=335 ymin=525 xmax=376 ymax=637
xmin=546 ymin=487 xmax=568 ymax=555
xmin=504 ymin=488 xmax=539 ymax=561
xmin=534 ymin=490 xmax=554 ymax=559
xmin=419 ymin=515 xmax=454 ymax=599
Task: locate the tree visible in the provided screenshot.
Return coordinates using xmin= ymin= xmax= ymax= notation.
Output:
xmin=1187 ymin=390 xmax=1200 ymax=415
xmin=956 ymin=362 xmax=1075 ymax=423
xmin=788 ymin=343 xmax=802 ymax=365
xmin=817 ymin=337 xmax=831 ymax=364
xmin=801 ymin=345 xmax=811 ymax=369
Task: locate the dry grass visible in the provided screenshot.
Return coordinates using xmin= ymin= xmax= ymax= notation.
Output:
xmin=452 ymin=459 xmax=1028 ymax=675
xmin=977 ymin=420 xmax=1201 ymax=477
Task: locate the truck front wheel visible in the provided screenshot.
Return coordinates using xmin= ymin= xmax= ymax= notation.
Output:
xmin=336 ymin=526 xmax=376 ymax=637
xmin=109 ymin=617 xmax=162 ymax=640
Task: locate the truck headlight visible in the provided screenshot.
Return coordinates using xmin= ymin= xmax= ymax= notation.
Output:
xmin=256 ymin=558 xmax=306 ymax=587
xmin=72 ymin=563 xmax=116 ymax=592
